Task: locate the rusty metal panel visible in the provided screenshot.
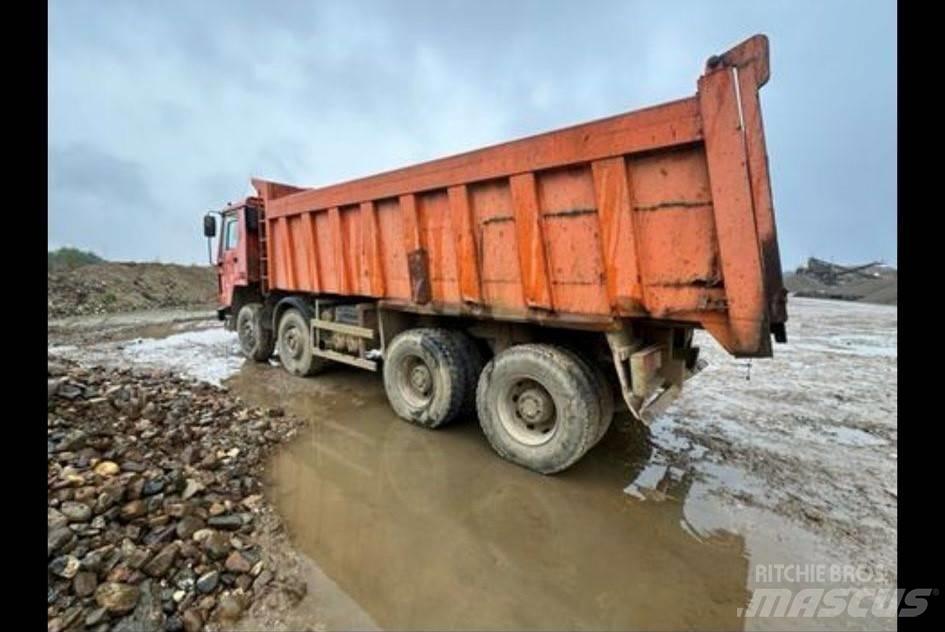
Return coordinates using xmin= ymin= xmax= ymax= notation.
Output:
xmin=447 ymin=185 xmax=483 ymax=304
xmin=509 ymin=173 xmax=552 ymax=310
xmin=417 ymin=190 xmax=459 ymax=304
xmin=698 ymin=66 xmax=766 ymax=354
xmin=359 ymin=201 xmax=384 ymax=296
xmin=591 ymin=157 xmax=643 ymax=313
xmin=470 ymin=180 xmax=523 ymax=311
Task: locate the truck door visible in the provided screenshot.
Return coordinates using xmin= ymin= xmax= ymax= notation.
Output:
xmin=218 ymin=211 xmax=241 ymax=308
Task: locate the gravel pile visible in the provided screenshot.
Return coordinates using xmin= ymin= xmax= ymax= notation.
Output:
xmin=47 ymin=357 xmax=308 ymax=632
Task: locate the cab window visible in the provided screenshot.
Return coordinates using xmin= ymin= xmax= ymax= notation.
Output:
xmin=223 ymin=216 xmax=239 ymax=251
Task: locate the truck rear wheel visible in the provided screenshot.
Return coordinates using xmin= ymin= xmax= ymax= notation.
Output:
xmin=476 ymin=344 xmax=601 ymax=474
xmin=448 ymin=330 xmax=484 ymax=420
xmin=236 ymin=303 xmax=274 ymax=362
xmin=277 ymin=308 xmax=328 ymax=377
xmin=383 ymin=328 xmax=468 ymax=429
xmin=557 ymin=347 xmax=615 ymax=445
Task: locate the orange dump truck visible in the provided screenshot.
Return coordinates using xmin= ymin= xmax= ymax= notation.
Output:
xmin=203 ymin=34 xmax=787 ymax=474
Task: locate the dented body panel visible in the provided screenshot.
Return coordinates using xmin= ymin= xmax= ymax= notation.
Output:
xmin=247 ymin=35 xmax=786 ymax=358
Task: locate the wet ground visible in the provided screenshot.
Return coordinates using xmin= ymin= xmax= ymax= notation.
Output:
xmin=49 ymin=297 xmax=897 ymax=631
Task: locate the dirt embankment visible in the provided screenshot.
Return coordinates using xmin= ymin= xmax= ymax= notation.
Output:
xmin=48 ymin=263 xmax=217 ymax=320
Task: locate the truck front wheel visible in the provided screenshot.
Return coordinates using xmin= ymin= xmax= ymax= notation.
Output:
xmin=476 ymin=344 xmax=601 ymax=474
xmin=277 ymin=308 xmax=328 ymax=377
xmin=236 ymin=304 xmax=274 ymax=362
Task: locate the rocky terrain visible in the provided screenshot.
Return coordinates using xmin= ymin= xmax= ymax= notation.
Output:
xmin=47 ymin=357 xmax=312 ymax=632
xmin=48 ymin=262 xmax=217 ymax=319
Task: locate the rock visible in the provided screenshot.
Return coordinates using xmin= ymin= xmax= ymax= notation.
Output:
xmin=176 ymin=516 xmax=205 ymax=540
xmin=48 ymin=508 xmax=68 ymax=531
xmin=85 ymin=607 xmax=108 ymax=627
xmin=165 ymin=614 xmax=184 ymax=632
xmin=181 ymin=479 xmax=204 ymax=500
xmin=60 ymin=501 xmax=92 ymax=523
xmin=95 ymin=485 xmax=124 ymax=514
xmin=123 ymin=544 xmax=152 ymax=570
xmin=112 ymin=579 xmax=165 ymax=632
xmin=81 ymin=545 xmax=115 ymax=573
xmin=202 ymin=531 xmax=231 ymax=560
xmin=207 ymin=515 xmax=241 ymax=531
xmin=95 ymin=582 xmax=141 ymax=614
xmin=143 ymin=543 xmax=179 ymax=578
xmin=49 ymin=555 xmax=80 ymax=579
xmin=143 ymin=524 xmax=177 ymax=546
xmin=208 ymin=502 xmax=225 ymax=517
xmin=94 ymin=461 xmax=121 ymax=477
xmin=73 ymin=571 xmax=98 ymax=597
xmin=224 ymin=551 xmax=251 ymax=573
xmin=181 ymin=608 xmax=203 ymax=632
xmin=120 ymin=500 xmax=147 ymax=521
xmin=235 ymin=574 xmax=252 ymax=591
xmin=142 ymin=478 xmax=165 ymax=496
xmin=195 ymin=570 xmax=219 ymax=594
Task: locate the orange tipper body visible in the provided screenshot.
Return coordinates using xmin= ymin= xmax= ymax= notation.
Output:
xmin=252 ymin=35 xmax=786 ymax=358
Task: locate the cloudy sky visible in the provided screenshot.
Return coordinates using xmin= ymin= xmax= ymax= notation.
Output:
xmin=48 ymin=0 xmax=896 ymax=269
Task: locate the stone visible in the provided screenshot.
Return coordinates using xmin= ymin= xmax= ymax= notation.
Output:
xmin=181 ymin=479 xmax=204 ymax=500
xmin=195 ymin=570 xmax=219 ymax=594
xmin=73 ymin=571 xmax=98 ymax=597
xmin=120 ymin=500 xmax=147 ymax=521
xmin=176 ymin=516 xmax=205 ymax=540
xmin=207 ymin=515 xmax=241 ymax=531
xmin=49 ymin=555 xmax=80 ymax=579
xmin=94 ymin=461 xmax=121 ymax=477
xmin=48 ymin=527 xmax=77 ymax=558
xmin=202 ymin=531 xmax=230 ymax=560
xmin=60 ymin=501 xmax=92 ymax=523
xmin=224 ymin=551 xmax=251 ymax=574
xmin=48 ymin=508 xmax=68 ymax=531
xmin=143 ymin=543 xmax=179 ymax=578
xmin=95 ymin=582 xmax=141 ymax=614
xmin=85 ymin=607 xmax=108 ymax=627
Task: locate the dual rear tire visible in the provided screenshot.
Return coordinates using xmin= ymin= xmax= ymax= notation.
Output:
xmin=383 ymin=329 xmax=612 ymax=474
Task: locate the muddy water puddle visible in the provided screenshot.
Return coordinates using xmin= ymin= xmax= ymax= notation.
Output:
xmin=227 ymin=362 xmax=894 ymax=631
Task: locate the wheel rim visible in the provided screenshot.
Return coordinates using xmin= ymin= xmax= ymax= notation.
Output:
xmin=497 ymin=378 xmax=558 ymax=446
xmin=398 ymin=354 xmax=434 ymax=408
xmin=282 ymin=323 xmax=305 ymax=362
xmin=239 ymin=316 xmax=257 ymax=350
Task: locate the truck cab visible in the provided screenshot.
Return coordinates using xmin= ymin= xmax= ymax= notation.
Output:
xmin=204 ymin=201 xmax=262 ymax=320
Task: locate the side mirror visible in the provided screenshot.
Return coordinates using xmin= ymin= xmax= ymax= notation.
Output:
xmin=203 ymin=214 xmax=217 ymax=238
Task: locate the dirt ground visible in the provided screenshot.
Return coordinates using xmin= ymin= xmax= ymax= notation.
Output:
xmin=48 ymin=262 xmax=217 ymax=319
xmin=48 ymin=296 xmax=897 ymax=631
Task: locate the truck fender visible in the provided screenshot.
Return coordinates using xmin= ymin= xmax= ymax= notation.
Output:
xmin=272 ymin=296 xmax=315 ymax=333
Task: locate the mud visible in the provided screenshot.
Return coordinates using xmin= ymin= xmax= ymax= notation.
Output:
xmin=48 ymin=297 xmax=898 ymax=631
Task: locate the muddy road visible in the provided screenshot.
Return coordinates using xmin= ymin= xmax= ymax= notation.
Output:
xmin=49 ymin=297 xmax=897 ymax=631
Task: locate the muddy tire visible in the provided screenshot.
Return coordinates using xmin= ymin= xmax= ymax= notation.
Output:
xmin=448 ymin=330 xmax=485 ymax=420
xmin=557 ymin=347 xmax=615 ymax=445
xmin=383 ymin=328 xmax=467 ymax=429
xmin=277 ymin=308 xmax=328 ymax=377
xmin=236 ymin=304 xmax=274 ymax=362
xmin=476 ymin=344 xmax=601 ymax=474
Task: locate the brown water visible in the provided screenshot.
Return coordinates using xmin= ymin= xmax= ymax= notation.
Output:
xmin=228 ymin=363 xmax=752 ymax=631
